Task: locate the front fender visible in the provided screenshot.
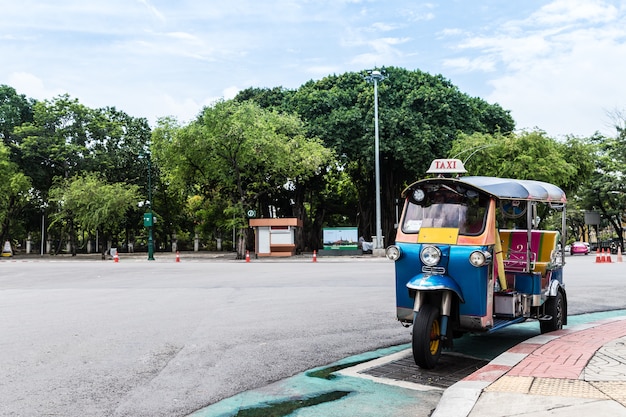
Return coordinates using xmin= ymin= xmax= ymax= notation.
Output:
xmin=547 ymin=279 xmax=565 ymax=298
xmin=407 ymin=273 xmax=465 ymax=304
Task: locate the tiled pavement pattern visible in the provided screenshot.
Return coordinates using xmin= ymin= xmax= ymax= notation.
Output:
xmin=428 ymin=317 xmax=626 ymax=417
xmin=472 ymin=318 xmax=626 ymax=405
xmin=584 ymin=336 xmax=626 ymax=381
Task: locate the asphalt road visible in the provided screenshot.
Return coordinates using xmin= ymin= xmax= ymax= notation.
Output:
xmin=0 ymin=254 xmax=623 ymax=417
xmin=1 ymin=257 xmax=410 ymax=417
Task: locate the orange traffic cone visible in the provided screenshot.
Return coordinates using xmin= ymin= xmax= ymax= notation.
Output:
xmin=595 ymin=249 xmax=602 ymax=263
xmin=175 ymin=251 xmax=180 ymax=262
xmin=246 ymin=250 xmax=250 ymax=263
xmin=312 ymin=250 xmax=317 ymax=263
xmin=114 ymin=253 xmax=119 ymax=263
xmin=606 ymin=248 xmax=613 ymax=263
xmin=617 ymin=246 xmax=623 ymax=263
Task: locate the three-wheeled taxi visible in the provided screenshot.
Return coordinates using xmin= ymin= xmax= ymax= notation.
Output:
xmin=387 ymin=159 xmax=568 ymax=369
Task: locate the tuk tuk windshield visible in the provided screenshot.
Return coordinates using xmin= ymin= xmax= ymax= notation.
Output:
xmin=402 ymin=184 xmax=489 ymax=236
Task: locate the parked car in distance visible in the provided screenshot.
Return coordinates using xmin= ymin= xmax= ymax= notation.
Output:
xmin=570 ymin=241 xmax=590 ymax=255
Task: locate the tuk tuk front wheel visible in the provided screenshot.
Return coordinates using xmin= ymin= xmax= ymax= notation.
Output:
xmin=412 ymin=304 xmax=442 ymax=369
xmin=540 ymin=291 xmax=564 ymax=334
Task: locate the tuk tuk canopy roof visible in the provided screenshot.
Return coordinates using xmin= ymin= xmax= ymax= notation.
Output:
xmin=405 ymin=176 xmax=567 ymax=203
xmin=461 ymin=176 xmax=567 ymax=203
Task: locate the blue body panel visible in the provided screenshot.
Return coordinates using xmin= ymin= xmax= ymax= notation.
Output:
xmin=394 ymin=242 xmax=490 ymax=318
xmin=513 ymin=272 xmax=541 ymax=295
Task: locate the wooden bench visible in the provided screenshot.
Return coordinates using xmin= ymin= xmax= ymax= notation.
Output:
xmin=269 ymin=243 xmax=297 ymax=257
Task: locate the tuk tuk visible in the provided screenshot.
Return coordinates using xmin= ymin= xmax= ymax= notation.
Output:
xmin=387 ymin=159 xmax=567 ymax=369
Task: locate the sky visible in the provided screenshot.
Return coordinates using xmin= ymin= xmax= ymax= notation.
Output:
xmin=2 ymin=0 xmax=626 ymax=138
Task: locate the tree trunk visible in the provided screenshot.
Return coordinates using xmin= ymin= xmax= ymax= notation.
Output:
xmin=100 ymin=230 xmax=107 ymax=260
xmin=236 ymin=227 xmax=247 ymax=259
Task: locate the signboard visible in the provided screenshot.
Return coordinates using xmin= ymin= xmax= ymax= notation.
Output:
xmin=584 ymin=211 xmax=601 ymax=226
xmin=143 ymin=212 xmax=154 ymax=227
xmin=426 ymin=158 xmax=467 ymax=174
xmin=323 ymin=227 xmax=359 ymax=250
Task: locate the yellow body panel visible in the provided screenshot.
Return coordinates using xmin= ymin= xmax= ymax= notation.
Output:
xmin=417 ymin=227 xmax=459 ymax=244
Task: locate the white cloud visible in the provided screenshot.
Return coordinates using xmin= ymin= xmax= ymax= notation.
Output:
xmin=137 ymin=0 xmax=166 ymax=23
xmin=487 ymin=29 xmax=626 ymax=136
xmin=528 ymin=0 xmax=618 ymax=25
xmin=222 ymin=86 xmax=240 ymax=100
xmin=306 ymin=66 xmax=342 ymax=77
xmin=349 ymin=36 xmax=412 ymax=66
xmin=371 ymin=22 xmax=401 ymax=32
xmin=8 ymin=72 xmax=65 ymax=101
xmin=443 ymin=56 xmax=496 ymax=73
xmin=447 ymin=0 xmax=626 ymax=137
xmin=2 ymin=1 xmax=625 ymax=138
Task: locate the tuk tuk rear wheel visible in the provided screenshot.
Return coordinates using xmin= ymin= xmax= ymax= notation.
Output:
xmin=540 ymin=291 xmax=564 ymax=334
xmin=412 ymin=304 xmax=442 ymax=369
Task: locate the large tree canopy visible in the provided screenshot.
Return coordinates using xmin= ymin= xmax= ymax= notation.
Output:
xmin=448 ymin=130 xmax=593 ymax=197
xmin=575 ymin=115 xmax=626 ymax=249
xmin=449 ymin=130 xmax=599 ymax=240
xmin=0 ymin=141 xmax=31 ymax=242
xmin=0 ymin=85 xmax=34 ymax=151
xmin=1 ymin=89 xmax=153 ymax=252
xmin=3 ymin=69 xmax=622 ymax=255
xmin=153 ymin=100 xmax=334 ymax=256
xmin=238 ymin=67 xmax=515 ymax=243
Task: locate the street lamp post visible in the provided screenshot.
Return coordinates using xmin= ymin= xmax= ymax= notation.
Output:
xmin=147 ymin=155 xmax=155 ymax=261
xmin=366 ymin=69 xmax=386 ymax=254
xmin=40 ymin=203 xmax=47 ymax=256
xmin=609 ymin=191 xmax=625 ymax=252
xmin=139 ymin=151 xmax=155 ymax=261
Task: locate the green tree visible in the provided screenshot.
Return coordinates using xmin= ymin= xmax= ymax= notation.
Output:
xmin=48 ymin=174 xmax=140 ymax=257
xmin=15 ymin=95 xmax=94 ymax=191
xmin=86 ymin=107 xmax=152 ymax=185
xmin=450 ymin=130 xmax=596 ymax=232
xmin=449 ymin=130 xmax=591 ymax=197
xmin=286 ymin=67 xmax=514 ymax=244
xmin=575 ymin=124 xmax=626 ymax=250
xmin=7 ymin=94 xmax=153 ymax=251
xmin=0 ymin=85 xmax=35 ymax=243
xmin=153 ymin=101 xmax=334 ymax=257
xmin=0 ymin=141 xmax=31 ymax=243
xmin=0 ymin=85 xmax=34 ymax=152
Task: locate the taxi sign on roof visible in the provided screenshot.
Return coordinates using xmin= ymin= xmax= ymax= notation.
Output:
xmin=426 ymin=158 xmax=467 ymax=174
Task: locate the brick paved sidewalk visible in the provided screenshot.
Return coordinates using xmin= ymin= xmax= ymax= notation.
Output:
xmin=433 ymin=316 xmax=626 ymax=417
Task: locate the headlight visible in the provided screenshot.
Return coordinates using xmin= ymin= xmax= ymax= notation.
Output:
xmin=469 ymin=250 xmax=491 ymax=267
xmin=420 ymin=245 xmax=441 ymax=266
xmin=386 ymin=245 xmax=402 ymax=261
xmin=412 ymin=189 xmax=425 ymax=202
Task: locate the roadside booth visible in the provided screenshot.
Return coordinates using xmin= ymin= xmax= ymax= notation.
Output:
xmin=249 ymin=218 xmax=302 ymax=257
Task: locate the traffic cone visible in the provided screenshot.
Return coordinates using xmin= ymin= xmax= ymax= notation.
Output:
xmin=312 ymin=250 xmax=317 ymax=263
xmin=175 ymin=251 xmax=180 ymax=262
xmin=114 ymin=253 xmax=119 ymax=263
xmin=617 ymin=246 xmax=623 ymax=263
xmin=606 ymin=248 xmax=613 ymax=263
xmin=595 ymin=249 xmax=602 ymax=263
xmin=601 ymin=248 xmax=607 ymax=263
xmin=246 ymin=250 xmax=250 ymax=263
